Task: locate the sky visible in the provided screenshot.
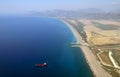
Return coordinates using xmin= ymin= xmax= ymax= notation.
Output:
xmin=0 ymin=0 xmax=120 ymax=14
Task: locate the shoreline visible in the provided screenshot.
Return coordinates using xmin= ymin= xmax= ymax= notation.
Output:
xmin=62 ymin=19 xmax=112 ymax=77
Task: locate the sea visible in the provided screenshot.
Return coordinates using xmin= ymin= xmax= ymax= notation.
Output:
xmin=0 ymin=16 xmax=93 ymax=77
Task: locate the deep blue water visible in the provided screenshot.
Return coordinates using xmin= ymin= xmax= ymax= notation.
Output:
xmin=0 ymin=16 xmax=93 ymax=77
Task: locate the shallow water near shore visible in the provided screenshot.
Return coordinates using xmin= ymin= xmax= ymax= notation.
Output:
xmin=0 ymin=16 xmax=93 ymax=77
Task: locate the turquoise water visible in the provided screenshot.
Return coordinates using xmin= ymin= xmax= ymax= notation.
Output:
xmin=0 ymin=16 xmax=93 ymax=77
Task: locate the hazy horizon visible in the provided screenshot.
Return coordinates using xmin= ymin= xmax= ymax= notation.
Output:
xmin=0 ymin=0 xmax=120 ymax=15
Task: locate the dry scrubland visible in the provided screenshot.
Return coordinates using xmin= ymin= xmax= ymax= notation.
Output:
xmin=80 ymin=20 xmax=120 ymax=46
xmin=65 ymin=19 xmax=120 ymax=77
xmin=81 ymin=19 xmax=120 ymax=77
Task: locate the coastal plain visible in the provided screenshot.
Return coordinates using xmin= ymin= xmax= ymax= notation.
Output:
xmin=62 ymin=18 xmax=120 ymax=77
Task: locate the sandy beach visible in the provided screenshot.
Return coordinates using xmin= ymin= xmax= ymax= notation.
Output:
xmin=62 ymin=20 xmax=112 ymax=77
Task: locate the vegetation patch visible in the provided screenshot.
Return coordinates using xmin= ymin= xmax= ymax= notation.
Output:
xmin=103 ymin=65 xmax=120 ymax=77
xmin=66 ymin=20 xmax=87 ymax=42
xmin=99 ymin=51 xmax=113 ymax=66
xmin=112 ymin=49 xmax=120 ymax=66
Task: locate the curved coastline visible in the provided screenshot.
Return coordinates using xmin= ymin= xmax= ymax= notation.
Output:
xmin=61 ymin=19 xmax=112 ymax=77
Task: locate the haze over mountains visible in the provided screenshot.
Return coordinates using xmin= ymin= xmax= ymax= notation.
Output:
xmin=29 ymin=8 xmax=120 ymax=20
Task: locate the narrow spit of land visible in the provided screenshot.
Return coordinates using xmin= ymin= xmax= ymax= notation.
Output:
xmin=62 ymin=20 xmax=112 ymax=77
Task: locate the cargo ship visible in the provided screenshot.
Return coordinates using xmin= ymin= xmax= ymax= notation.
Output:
xmin=35 ymin=62 xmax=47 ymax=67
